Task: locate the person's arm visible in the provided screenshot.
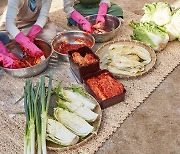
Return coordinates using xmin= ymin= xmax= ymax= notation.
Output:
xmin=100 ymin=0 xmax=111 ymax=7
xmin=5 ymin=0 xmax=22 ymax=38
xmin=27 ymin=0 xmax=52 ymax=41
xmin=70 ymin=10 xmax=92 ymax=32
xmin=63 ymin=0 xmax=92 ymax=32
xmin=63 ymin=0 xmax=75 ymax=17
xmin=0 ymin=41 xmax=21 ymax=68
xmin=34 ymin=0 xmax=52 ymax=28
xmin=6 ymin=0 xmax=43 ymax=57
xmin=95 ymin=0 xmax=110 ymax=27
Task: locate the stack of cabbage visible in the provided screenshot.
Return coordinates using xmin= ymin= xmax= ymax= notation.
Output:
xmin=129 ymin=2 xmax=180 ymax=51
xmin=107 ymin=43 xmax=151 ymax=76
xmin=46 ymin=85 xmax=98 ymax=146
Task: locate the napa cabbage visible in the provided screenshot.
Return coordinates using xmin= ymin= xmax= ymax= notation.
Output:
xmin=165 ymin=8 xmax=180 ymax=41
xmin=140 ymin=2 xmax=172 ymax=26
xmin=129 ymin=21 xmax=169 ymax=51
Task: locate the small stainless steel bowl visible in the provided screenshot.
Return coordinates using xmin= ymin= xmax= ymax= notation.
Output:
xmin=78 ymin=14 xmax=121 ymax=43
xmin=1 ymin=38 xmax=52 ymax=78
xmin=51 ymin=30 xmax=95 ymax=61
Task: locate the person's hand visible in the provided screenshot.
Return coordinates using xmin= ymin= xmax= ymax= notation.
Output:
xmin=82 ymin=22 xmax=92 ymax=33
xmin=27 ymin=24 xmax=42 ymax=42
xmin=0 ymin=41 xmax=19 ymax=60
xmin=70 ymin=10 xmax=92 ymax=33
xmin=15 ymin=32 xmax=44 ymax=57
xmin=96 ymin=3 xmax=108 ymax=28
xmin=95 ymin=17 xmax=105 ymax=29
xmin=0 ymin=53 xmax=21 ymax=68
xmin=0 ymin=41 xmax=21 ymax=68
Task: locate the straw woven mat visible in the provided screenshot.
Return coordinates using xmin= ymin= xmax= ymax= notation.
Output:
xmin=0 ymin=10 xmax=180 ymax=154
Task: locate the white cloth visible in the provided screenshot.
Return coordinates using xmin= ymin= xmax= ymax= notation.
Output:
xmin=63 ymin=0 xmax=111 ymax=17
xmin=0 ymin=0 xmax=52 ymax=38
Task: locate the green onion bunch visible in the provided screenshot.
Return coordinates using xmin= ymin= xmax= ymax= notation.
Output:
xmin=23 ymin=72 xmax=52 ymax=154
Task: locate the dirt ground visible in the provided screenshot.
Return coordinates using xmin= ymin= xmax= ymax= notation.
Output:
xmin=1 ymin=0 xmax=180 ymax=154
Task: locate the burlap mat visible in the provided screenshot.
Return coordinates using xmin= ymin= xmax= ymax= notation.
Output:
xmin=0 ymin=10 xmax=180 ymax=154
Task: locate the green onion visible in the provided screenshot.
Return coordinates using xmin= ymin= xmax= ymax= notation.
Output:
xmin=23 ymin=72 xmax=53 ymax=154
xmin=41 ymin=72 xmax=52 ymax=154
xmin=41 ymin=72 xmax=53 ymax=154
xmin=33 ymin=83 xmax=41 ymax=154
xmin=24 ymin=79 xmax=35 ymax=154
xmin=40 ymin=75 xmax=46 ymax=154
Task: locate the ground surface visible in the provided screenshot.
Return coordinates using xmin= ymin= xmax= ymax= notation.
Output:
xmin=1 ymin=0 xmax=180 ymax=154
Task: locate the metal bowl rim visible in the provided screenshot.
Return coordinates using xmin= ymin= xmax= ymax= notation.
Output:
xmin=51 ymin=30 xmax=95 ymax=56
xmin=80 ymin=14 xmax=121 ymax=35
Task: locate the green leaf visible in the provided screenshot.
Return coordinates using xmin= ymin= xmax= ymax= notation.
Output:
xmin=53 ymin=82 xmax=69 ymax=101
xmin=56 ymin=100 xmax=71 ymax=112
xmin=65 ymin=85 xmax=86 ymax=97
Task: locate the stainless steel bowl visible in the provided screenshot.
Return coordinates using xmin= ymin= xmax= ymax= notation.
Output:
xmin=51 ymin=30 xmax=95 ymax=61
xmin=1 ymin=39 xmax=52 ymax=78
xmin=78 ymin=14 xmax=121 ymax=43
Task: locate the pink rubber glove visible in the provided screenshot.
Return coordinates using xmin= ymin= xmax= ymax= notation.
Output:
xmin=15 ymin=32 xmax=44 ymax=57
xmin=0 ymin=41 xmax=19 ymax=60
xmin=96 ymin=3 xmax=108 ymax=28
xmin=0 ymin=41 xmax=21 ymax=68
xmin=27 ymin=24 xmax=42 ymax=42
xmin=71 ymin=10 xmax=92 ymax=33
xmin=0 ymin=53 xmax=21 ymax=68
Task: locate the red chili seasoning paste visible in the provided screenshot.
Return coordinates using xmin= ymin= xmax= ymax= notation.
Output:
xmin=86 ymin=73 xmax=124 ymax=100
xmin=54 ymin=38 xmax=93 ymax=54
